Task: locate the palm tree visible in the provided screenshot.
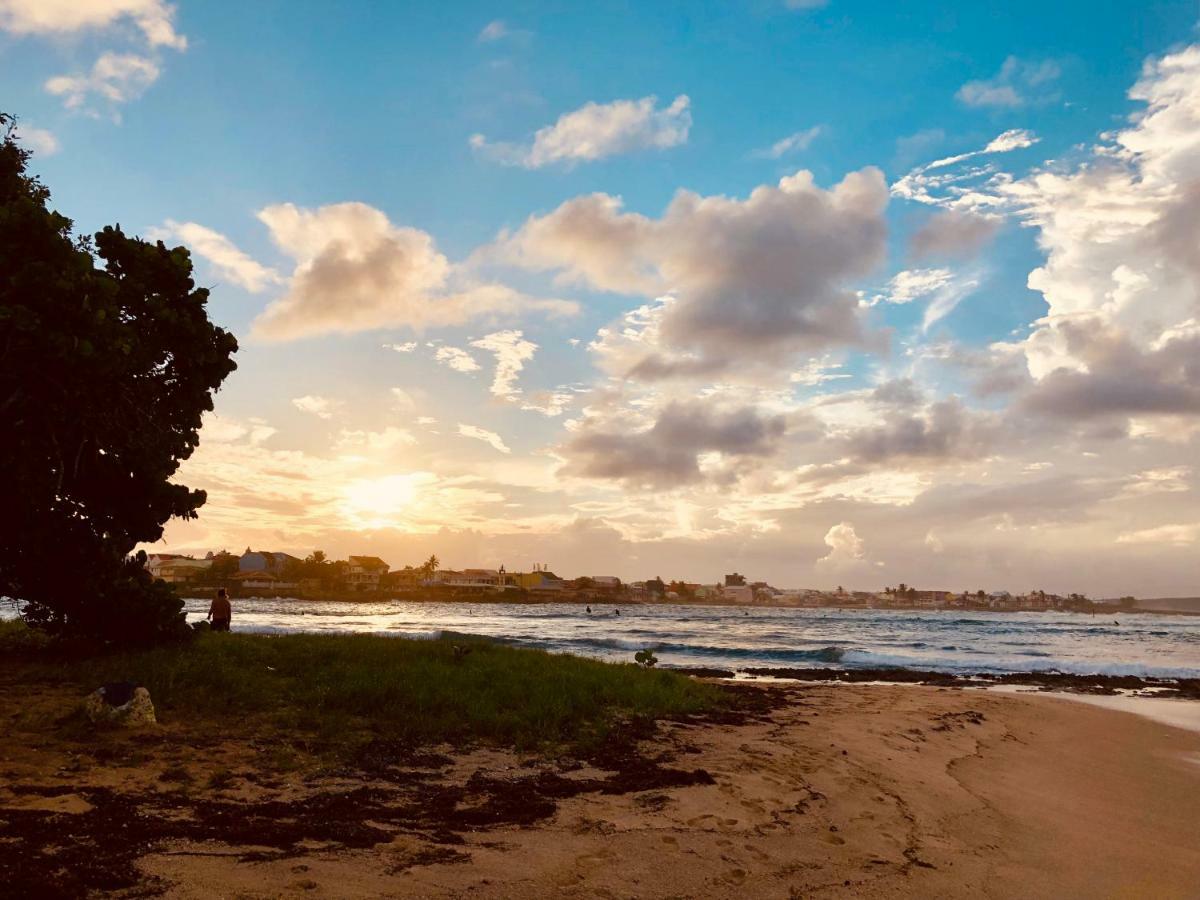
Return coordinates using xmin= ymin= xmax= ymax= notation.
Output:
xmin=422 ymin=554 xmax=440 ymax=580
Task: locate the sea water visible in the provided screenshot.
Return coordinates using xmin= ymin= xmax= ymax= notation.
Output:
xmin=146 ymin=599 xmax=1200 ymax=679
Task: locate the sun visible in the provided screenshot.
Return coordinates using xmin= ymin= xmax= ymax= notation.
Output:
xmin=340 ymin=473 xmax=431 ymax=529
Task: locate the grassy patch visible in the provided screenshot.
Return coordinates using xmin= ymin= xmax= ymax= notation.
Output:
xmin=2 ymin=622 xmax=723 ymax=754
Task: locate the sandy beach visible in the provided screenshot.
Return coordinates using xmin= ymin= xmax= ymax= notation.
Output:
xmin=3 ymin=675 xmax=1198 ymax=899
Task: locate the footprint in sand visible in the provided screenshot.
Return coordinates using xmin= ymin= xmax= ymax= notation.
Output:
xmin=744 ymin=844 xmax=770 ymax=861
xmin=686 ymin=814 xmax=717 ymax=827
xmin=716 ymin=838 xmax=734 ymax=848
xmin=820 ymin=832 xmax=846 ymax=846
xmin=661 ymin=835 xmax=678 ymax=845
xmin=719 ymin=869 xmax=748 ymax=886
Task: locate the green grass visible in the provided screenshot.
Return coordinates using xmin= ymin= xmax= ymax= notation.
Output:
xmin=0 ymin=621 xmax=722 ymax=753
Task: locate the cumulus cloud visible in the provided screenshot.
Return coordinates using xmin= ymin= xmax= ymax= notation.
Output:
xmin=46 ymin=52 xmax=160 ymax=110
xmin=752 ymin=125 xmax=823 ymax=159
xmin=335 ymin=427 xmax=416 ymax=453
xmin=493 ymin=168 xmax=888 ymax=379
xmin=470 ymin=330 xmax=537 ymax=401
xmin=435 ymin=346 xmax=482 ymax=374
xmin=844 ymin=397 xmax=995 ymax=464
xmin=470 ymin=94 xmax=691 ymax=168
xmin=956 ymin=57 xmax=1060 ymax=108
xmin=12 ymin=123 xmax=59 ymax=156
xmin=384 ymin=341 xmax=418 ymax=353
xmin=0 ymin=0 xmax=186 ymax=49
xmin=1020 ymin=317 xmax=1200 ymax=424
xmin=909 ymin=210 xmax=1000 ymax=260
xmin=815 ymin=522 xmax=866 ymax=569
xmin=562 ymin=400 xmax=787 ymax=489
xmin=292 ymin=395 xmax=341 ymax=419
xmin=154 ymin=220 xmax=282 ymax=293
xmin=458 ymin=423 xmax=511 ymax=454
xmin=249 ymin=202 xmax=577 ymax=341
xmin=389 ymin=387 xmax=417 ymax=411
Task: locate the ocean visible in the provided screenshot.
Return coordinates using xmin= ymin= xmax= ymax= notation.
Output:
xmin=173 ymin=598 xmax=1200 ymax=679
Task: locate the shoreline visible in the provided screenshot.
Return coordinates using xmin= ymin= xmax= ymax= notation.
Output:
xmin=3 ymin=668 xmax=1197 ymax=897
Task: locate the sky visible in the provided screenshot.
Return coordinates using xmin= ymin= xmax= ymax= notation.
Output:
xmin=4 ymin=1 xmax=1200 ymax=595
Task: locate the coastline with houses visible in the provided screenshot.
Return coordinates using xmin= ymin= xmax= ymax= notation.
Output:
xmin=141 ymin=549 xmax=1188 ymax=614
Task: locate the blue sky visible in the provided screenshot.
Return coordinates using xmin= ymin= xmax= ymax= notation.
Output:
xmin=5 ymin=1 xmax=1200 ymax=594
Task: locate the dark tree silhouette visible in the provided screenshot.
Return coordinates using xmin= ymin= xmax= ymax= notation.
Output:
xmin=0 ymin=116 xmax=238 ymax=644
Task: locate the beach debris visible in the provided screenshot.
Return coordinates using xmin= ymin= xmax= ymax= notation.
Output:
xmin=634 ymin=649 xmax=659 ymax=669
xmin=83 ymin=683 xmax=156 ymax=727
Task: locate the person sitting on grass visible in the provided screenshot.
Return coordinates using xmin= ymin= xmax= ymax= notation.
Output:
xmin=207 ymin=588 xmax=232 ymax=632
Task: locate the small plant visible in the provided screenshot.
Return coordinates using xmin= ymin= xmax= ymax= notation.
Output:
xmin=634 ymin=649 xmax=658 ymax=669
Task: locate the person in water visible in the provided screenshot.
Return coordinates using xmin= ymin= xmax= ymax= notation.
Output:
xmin=207 ymin=588 xmax=232 ymax=632
xmin=586 ymin=605 xmax=592 ymax=613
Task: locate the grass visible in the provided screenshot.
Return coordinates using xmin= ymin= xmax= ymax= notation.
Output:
xmin=0 ymin=620 xmax=723 ymax=754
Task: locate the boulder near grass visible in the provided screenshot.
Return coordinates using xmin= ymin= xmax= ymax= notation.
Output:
xmin=83 ymin=682 xmax=157 ymax=728
xmin=3 ymin=622 xmax=726 ymax=757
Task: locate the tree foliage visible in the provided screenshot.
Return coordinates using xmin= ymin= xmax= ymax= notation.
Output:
xmin=0 ymin=116 xmax=238 ymax=644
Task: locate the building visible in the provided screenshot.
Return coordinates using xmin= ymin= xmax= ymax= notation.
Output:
xmin=238 ymin=549 xmax=301 ymax=573
xmin=231 ymin=571 xmax=296 ymax=592
xmin=590 ymin=575 xmax=621 ymax=591
xmin=147 ymin=554 xmax=212 ymax=584
xmin=345 ymin=555 xmax=390 ymax=591
xmin=723 ymin=585 xmax=755 ymax=604
xmin=725 ymin=572 xmax=747 ymax=587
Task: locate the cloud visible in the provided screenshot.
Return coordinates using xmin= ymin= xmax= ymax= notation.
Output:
xmin=753 ymin=126 xmax=823 ymax=159
xmin=292 ymin=395 xmax=341 ymax=419
xmin=12 ymin=123 xmax=59 ymax=156
xmin=562 ymin=400 xmax=787 ymax=489
xmin=871 ymin=268 xmax=953 ymax=305
xmin=249 ymin=202 xmax=577 ymax=340
xmin=470 ymin=94 xmax=691 ymax=168
xmin=45 ymin=52 xmax=160 ymax=110
xmin=1115 ymin=523 xmax=1199 ymax=547
xmin=458 ymin=423 xmax=511 ymax=454
xmin=1019 ymin=317 xmax=1200 ymax=423
xmin=921 ymin=272 xmax=981 ymax=332
xmin=470 ymin=330 xmax=537 ymax=401
xmin=844 ymin=397 xmax=995 ymax=464
xmin=493 ymin=167 xmax=888 ymax=379
xmin=909 ymin=210 xmax=1001 ymax=260
xmin=384 ymin=341 xmax=418 ymax=353
xmin=435 ymin=346 xmax=482 ymax=374
xmin=335 ymin=427 xmax=416 ymax=453
xmin=155 ymin=220 xmax=282 ymax=293
xmin=0 ymin=0 xmax=186 ymax=49
xmin=815 ymin=522 xmax=866 ymax=569
xmin=477 ymin=19 xmax=508 ymax=42
xmin=956 ymin=57 xmax=1060 ymax=108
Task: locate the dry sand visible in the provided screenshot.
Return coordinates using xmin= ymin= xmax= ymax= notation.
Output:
xmin=2 ymin=680 xmax=1198 ymax=898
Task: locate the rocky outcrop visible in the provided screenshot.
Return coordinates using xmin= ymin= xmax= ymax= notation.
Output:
xmin=83 ymin=684 xmax=156 ymax=727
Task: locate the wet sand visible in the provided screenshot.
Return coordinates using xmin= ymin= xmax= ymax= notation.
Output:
xmin=2 ymin=679 xmax=1198 ymax=898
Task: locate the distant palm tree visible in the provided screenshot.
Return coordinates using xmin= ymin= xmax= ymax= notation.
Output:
xmin=422 ymin=554 xmax=440 ymax=580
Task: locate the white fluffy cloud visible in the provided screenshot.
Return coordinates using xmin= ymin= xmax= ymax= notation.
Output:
xmin=155 ymin=220 xmax=282 ymax=293
xmin=470 ymin=94 xmax=691 ymax=168
xmin=494 ymin=167 xmax=888 ymax=379
xmin=458 ymin=423 xmax=511 ymax=454
xmin=0 ymin=0 xmax=186 ymax=49
xmin=435 ymin=346 xmax=482 ymax=374
xmin=471 ymin=330 xmax=537 ymax=401
xmin=249 ymin=202 xmax=577 ymax=340
xmin=871 ymin=268 xmax=953 ymax=305
xmin=815 ymin=522 xmax=867 ymax=569
xmin=292 ymin=395 xmax=341 ymax=420
xmin=477 ymin=19 xmax=508 ymax=42
xmin=12 ymin=123 xmax=59 ymax=156
xmin=46 ymin=52 xmax=160 ymax=110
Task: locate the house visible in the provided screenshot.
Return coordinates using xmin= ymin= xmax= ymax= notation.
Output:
xmin=345 ymin=555 xmax=390 ymax=591
xmin=239 ymin=549 xmax=301 ymax=573
xmin=590 ymin=575 xmax=621 ymax=591
xmin=513 ymin=570 xmax=565 ymax=591
xmin=722 ymin=585 xmax=755 ymax=604
xmin=148 ymin=555 xmax=212 ymax=584
xmin=231 ymin=570 xmax=296 ymax=591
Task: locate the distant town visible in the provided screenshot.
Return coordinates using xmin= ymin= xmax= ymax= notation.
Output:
xmin=146 ymin=548 xmax=1144 ymax=613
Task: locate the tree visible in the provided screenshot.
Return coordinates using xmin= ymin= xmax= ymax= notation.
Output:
xmin=421 ymin=555 xmax=440 ymax=580
xmin=0 ymin=117 xmax=238 ymax=644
